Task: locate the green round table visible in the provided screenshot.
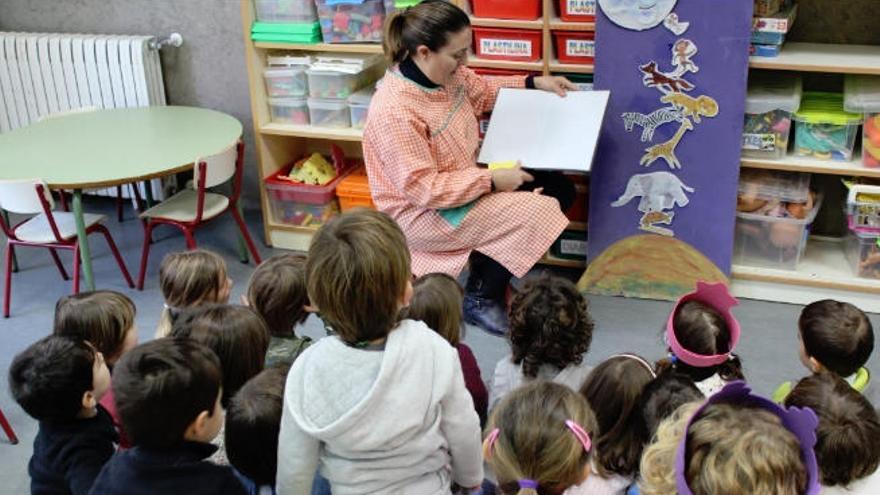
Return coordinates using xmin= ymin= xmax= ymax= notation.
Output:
xmin=0 ymin=106 xmax=243 ymax=290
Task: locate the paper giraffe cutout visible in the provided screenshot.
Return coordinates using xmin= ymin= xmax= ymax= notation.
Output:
xmin=622 ymin=107 xmax=685 ymax=142
xmin=640 ymin=119 xmax=693 ymax=168
xmin=612 ymin=171 xmax=695 ymax=237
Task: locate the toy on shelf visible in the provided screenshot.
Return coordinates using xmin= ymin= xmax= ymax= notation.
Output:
xmin=314 ymin=0 xmax=386 ymax=43
xmin=793 ymin=92 xmax=862 ymax=162
xmin=844 ymin=75 xmax=880 ymax=168
xmin=280 ymin=152 xmax=338 ymax=185
xmin=749 ymin=1 xmax=796 ymax=58
xmin=742 ymin=73 xmax=801 ymax=159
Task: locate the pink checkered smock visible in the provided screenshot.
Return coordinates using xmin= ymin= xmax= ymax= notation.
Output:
xmin=363 ymin=66 xmax=568 ymax=278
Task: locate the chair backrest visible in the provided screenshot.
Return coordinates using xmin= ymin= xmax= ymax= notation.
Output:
xmin=0 ymin=179 xmax=54 ymax=214
xmin=38 ymin=106 xmax=101 ymax=123
xmin=195 ymin=142 xmax=240 ymax=189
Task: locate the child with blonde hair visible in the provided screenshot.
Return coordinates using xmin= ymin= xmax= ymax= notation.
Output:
xmin=405 ymin=272 xmax=488 ymax=426
xmin=484 ymin=381 xmax=598 ymax=495
xmin=639 ymin=381 xmax=821 ymax=495
xmin=277 ymin=209 xmax=482 ymax=495
xmin=490 ymin=274 xmax=594 ymax=411
xmin=155 ymin=249 xmax=231 ymax=338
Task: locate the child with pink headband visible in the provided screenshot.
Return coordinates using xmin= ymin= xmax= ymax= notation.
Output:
xmin=657 ymin=281 xmax=745 ymax=396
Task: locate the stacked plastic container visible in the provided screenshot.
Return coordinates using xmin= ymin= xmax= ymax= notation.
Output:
xmin=471 ymin=0 xmax=543 ymax=62
xmin=314 ymin=0 xmax=386 ymax=43
xmin=265 ymin=55 xmax=312 ymax=125
xmin=742 ymin=74 xmax=801 ymax=159
xmin=846 ymin=185 xmax=880 ymax=280
xmin=844 ymin=75 xmax=880 ymax=168
xmin=252 ymin=0 xmax=321 ymax=43
xmin=348 ymin=87 xmax=376 ymax=129
xmin=793 ymin=92 xmax=862 ymax=162
xmin=306 ymin=54 xmax=382 ymax=128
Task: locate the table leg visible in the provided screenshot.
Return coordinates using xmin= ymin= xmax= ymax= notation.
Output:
xmin=235 ymin=203 xmax=249 ymax=264
xmin=143 ymin=181 xmax=155 ymax=208
xmin=72 ymin=189 xmax=95 ymax=291
xmin=2 ymin=210 xmax=18 ymax=272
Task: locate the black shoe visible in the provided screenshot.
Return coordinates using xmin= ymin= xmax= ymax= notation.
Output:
xmin=463 ymin=294 xmax=509 ymax=336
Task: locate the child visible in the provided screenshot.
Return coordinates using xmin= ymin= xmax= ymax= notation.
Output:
xmin=490 ymin=274 xmax=594 ymax=411
xmin=572 ymin=354 xmax=656 ymax=495
xmin=657 ymin=281 xmax=744 ymax=396
xmin=276 ymin=209 xmax=483 ymax=494
xmin=785 ymin=373 xmax=880 ymax=493
xmin=170 ymin=304 xmax=270 ymax=465
xmin=88 ymin=338 xmax=246 ymax=494
xmin=638 ymin=370 xmax=702 ymax=439
xmin=54 ymin=290 xmax=138 ymax=449
xmin=8 ymin=335 xmax=115 ymax=495
xmin=225 ymin=365 xmax=290 ymax=494
xmin=244 ymin=253 xmax=313 ymax=368
xmin=639 ymin=381 xmax=820 ymax=495
xmin=773 ymin=299 xmax=874 ymax=402
xmin=405 ymin=272 xmax=489 ymax=426
xmin=155 ymin=249 xmax=232 ymax=338
xmin=484 ymin=381 xmax=598 ymax=495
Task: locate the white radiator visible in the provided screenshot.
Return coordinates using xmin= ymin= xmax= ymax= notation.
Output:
xmin=0 ymin=32 xmax=168 ymax=199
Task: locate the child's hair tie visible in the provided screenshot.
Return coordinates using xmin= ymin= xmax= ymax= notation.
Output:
xmin=674 ymin=381 xmax=821 ymax=495
xmin=518 ymin=479 xmax=539 ymax=489
xmin=666 ymin=281 xmax=741 ymax=367
xmin=485 ymin=420 xmax=592 ymax=459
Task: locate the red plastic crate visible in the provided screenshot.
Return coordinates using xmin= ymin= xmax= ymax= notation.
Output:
xmin=472 ymin=67 xmax=531 ymax=77
xmin=473 ymin=27 xmax=543 ymax=62
xmin=471 ymin=0 xmax=541 ymax=21
xmin=264 ymin=147 xmax=359 ymax=205
xmin=558 ymin=0 xmax=596 ymax=22
xmin=553 ymin=31 xmax=595 ymax=65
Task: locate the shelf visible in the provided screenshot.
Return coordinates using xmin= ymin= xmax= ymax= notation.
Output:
xmin=568 ymin=221 xmax=588 ymax=232
xmin=539 ymin=253 xmax=587 ymax=269
xmin=548 ymin=59 xmax=594 ymax=74
xmin=260 ymin=123 xmax=364 ymax=142
xmin=469 ymin=16 xmax=543 ymax=29
xmin=740 ymin=153 xmax=880 ymax=178
xmin=467 ymin=56 xmax=544 ymax=71
xmin=266 ymin=220 xmax=321 ymax=234
xmin=749 ymin=42 xmax=880 ymax=75
xmin=548 ymin=17 xmax=596 ymax=31
xmin=253 ymin=42 xmax=383 ymax=54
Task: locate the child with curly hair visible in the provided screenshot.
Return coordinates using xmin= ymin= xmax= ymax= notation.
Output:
xmin=489 ymin=275 xmax=594 ymax=411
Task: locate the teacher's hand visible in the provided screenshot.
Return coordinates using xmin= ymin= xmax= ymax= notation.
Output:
xmin=534 ymin=76 xmax=578 ymax=97
xmin=491 ymin=165 xmax=534 ymax=192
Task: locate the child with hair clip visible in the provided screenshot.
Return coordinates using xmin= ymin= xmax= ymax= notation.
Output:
xmin=785 ymin=372 xmax=880 ymax=493
xmin=656 ymin=281 xmax=744 ymax=396
xmin=484 ymin=381 xmax=598 ymax=495
xmin=572 ymin=354 xmax=656 ymax=495
xmin=773 ymin=299 xmax=874 ymax=403
xmin=155 ymin=249 xmax=232 ymax=338
xmin=170 ymin=304 xmax=270 ymax=465
xmin=244 ymin=253 xmax=315 ymax=368
xmin=54 ymin=290 xmax=138 ymax=449
xmin=639 ymin=381 xmax=821 ymax=495
xmin=405 ymin=272 xmax=489 ymax=426
xmin=490 ymin=274 xmax=594 ymax=411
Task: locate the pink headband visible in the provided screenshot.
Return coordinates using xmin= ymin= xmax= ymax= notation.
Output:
xmin=485 ymin=420 xmax=592 ymax=459
xmin=666 ymin=281 xmax=741 ymax=367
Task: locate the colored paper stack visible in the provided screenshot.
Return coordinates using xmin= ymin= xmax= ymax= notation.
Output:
xmin=251 ymin=21 xmax=322 ymax=43
xmin=252 ymin=0 xmax=323 ymax=43
xmin=750 ymin=0 xmax=797 ymax=58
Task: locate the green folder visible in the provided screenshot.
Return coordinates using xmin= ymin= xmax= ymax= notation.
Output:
xmin=251 ymin=22 xmax=322 ymax=44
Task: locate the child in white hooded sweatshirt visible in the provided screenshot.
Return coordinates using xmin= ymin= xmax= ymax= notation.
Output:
xmin=276 ymin=209 xmax=483 ymax=495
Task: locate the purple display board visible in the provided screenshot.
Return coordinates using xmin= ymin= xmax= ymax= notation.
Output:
xmin=580 ymin=0 xmax=752 ymax=300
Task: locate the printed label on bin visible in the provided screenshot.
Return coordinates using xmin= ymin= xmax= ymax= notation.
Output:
xmin=566 ymin=39 xmax=595 ymax=58
xmin=480 ymin=39 xmax=533 ymax=58
xmin=561 ymin=239 xmax=588 ymax=256
xmin=742 ymin=133 xmax=776 ymax=151
xmin=566 ymin=0 xmax=596 ymax=15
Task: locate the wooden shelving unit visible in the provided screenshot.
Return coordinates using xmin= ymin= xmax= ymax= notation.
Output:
xmin=733 ymin=42 xmax=880 ymax=312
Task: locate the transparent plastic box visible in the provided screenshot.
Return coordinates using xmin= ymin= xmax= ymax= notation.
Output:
xmin=308 ymin=98 xmax=351 ymax=128
xmin=348 ymin=87 xmax=374 ymax=129
xmin=268 ymin=97 xmax=310 ymax=125
xmin=307 ymin=65 xmax=381 ymax=99
xmin=846 ymin=185 xmax=880 ymax=233
xmin=742 ymin=74 xmax=801 ymax=159
xmin=733 ymin=194 xmax=822 ymax=270
xmin=793 ymin=92 xmax=862 ymax=162
xmin=314 ymin=0 xmax=386 ymax=43
xmin=255 ymin=0 xmax=318 ymax=23
xmin=263 ymin=150 xmax=358 ymax=225
xmin=264 ymin=67 xmax=309 ymax=98
xmin=738 ymin=169 xmax=811 ymax=203
xmin=844 ymin=75 xmax=880 ymax=168
xmin=847 ymin=230 xmax=880 ymax=279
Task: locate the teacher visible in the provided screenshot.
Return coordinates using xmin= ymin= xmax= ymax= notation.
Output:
xmin=363 ymin=0 xmax=576 ymax=336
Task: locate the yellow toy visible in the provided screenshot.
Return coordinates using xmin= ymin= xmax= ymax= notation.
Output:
xmin=282 ymin=152 xmax=337 ymax=185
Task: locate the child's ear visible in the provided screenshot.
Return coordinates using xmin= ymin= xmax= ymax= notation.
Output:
xmin=184 ymin=410 xmax=212 ymax=442
xmin=81 ymin=390 xmax=97 ymax=411
xmin=809 ymin=356 xmax=824 ymax=373
xmin=400 ymin=280 xmax=414 ymax=307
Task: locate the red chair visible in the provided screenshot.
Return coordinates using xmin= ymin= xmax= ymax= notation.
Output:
xmin=0 ymin=179 xmax=134 ymax=317
xmin=0 ymin=407 xmax=18 ymax=444
xmin=136 ymin=140 xmax=262 ymax=290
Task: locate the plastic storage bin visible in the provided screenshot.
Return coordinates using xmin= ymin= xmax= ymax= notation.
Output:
xmin=553 ymin=31 xmax=595 ymax=65
xmin=738 ymin=169 xmax=811 ymax=204
xmin=846 ymin=185 xmax=880 ymax=233
xmin=742 ymin=74 xmax=801 ymax=159
xmin=314 ymin=0 xmax=385 ymax=43
xmin=268 ymin=97 xmax=310 ymax=124
xmin=473 ymin=27 xmax=543 ymax=62
xmin=264 ymin=67 xmax=309 ymax=98
xmin=255 ymin=0 xmax=318 ymax=23
xmin=550 ymin=230 xmax=588 ymax=261
xmin=308 ymin=98 xmax=351 ymax=128
xmin=732 ymin=194 xmax=822 ymax=270
xmin=471 ymin=0 xmax=541 ymax=21
xmin=306 ymin=59 xmax=381 ymax=99
xmin=844 ymin=75 xmax=880 ymax=168
xmin=336 ymin=166 xmax=376 ymax=211
xmin=348 ymin=87 xmax=374 ymax=129
xmin=558 ymin=0 xmax=596 ymax=22
xmin=793 ymin=92 xmax=862 ymax=162
xmin=847 ymin=230 xmax=880 ymax=279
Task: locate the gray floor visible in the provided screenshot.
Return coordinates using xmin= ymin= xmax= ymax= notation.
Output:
xmin=0 ymin=197 xmax=877 ymax=494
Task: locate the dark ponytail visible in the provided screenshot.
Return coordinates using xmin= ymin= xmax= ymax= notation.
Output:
xmin=382 ymin=0 xmax=470 ymax=64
